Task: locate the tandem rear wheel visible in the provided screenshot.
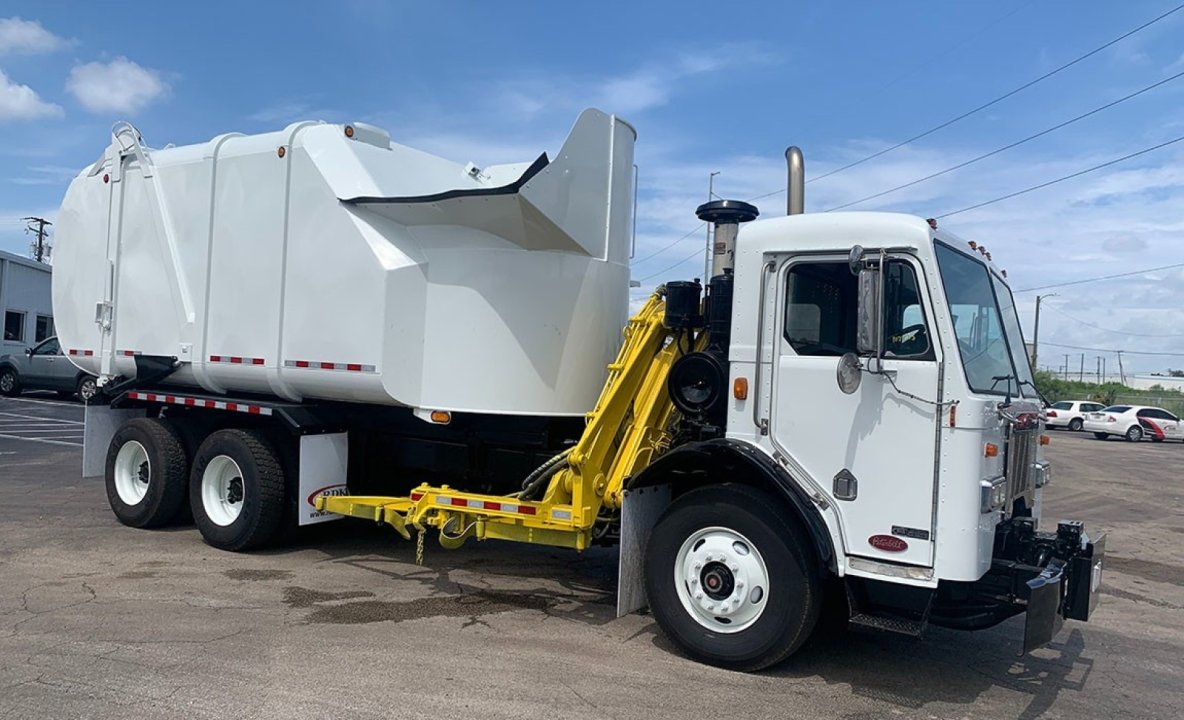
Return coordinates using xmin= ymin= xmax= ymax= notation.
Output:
xmin=105 ymin=418 xmax=190 ymax=528
xmin=190 ymin=429 xmax=287 ymax=552
xmin=644 ymin=484 xmax=821 ymax=671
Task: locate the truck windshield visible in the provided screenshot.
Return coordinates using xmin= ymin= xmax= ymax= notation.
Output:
xmin=934 ymin=243 xmax=1034 ymax=398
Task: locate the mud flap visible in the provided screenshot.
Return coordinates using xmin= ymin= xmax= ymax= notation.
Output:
xmin=1023 ymin=559 xmax=1066 ymax=654
xmin=617 ymin=484 xmax=671 ymax=617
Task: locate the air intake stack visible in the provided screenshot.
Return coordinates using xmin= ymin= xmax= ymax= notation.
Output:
xmin=695 ymin=199 xmax=759 ymax=277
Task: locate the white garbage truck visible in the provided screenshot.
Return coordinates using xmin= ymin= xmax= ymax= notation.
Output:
xmin=53 ymin=108 xmax=1104 ymax=670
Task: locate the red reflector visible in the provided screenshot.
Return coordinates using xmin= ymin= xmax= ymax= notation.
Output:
xmin=483 ymin=501 xmax=500 ymax=511
xmin=296 ymin=360 xmax=310 ymax=368
xmin=449 ymin=497 xmax=467 ymax=507
xmin=319 ymin=362 xmax=334 ymax=369
xmin=519 ymin=505 xmax=537 ymax=516
xmin=230 ymin=356 xmax=242 ymax=364
xmin=869 ymin=535 xmax=908 ymax=552
xmin=248 ymin=406 xmax=261 ymax=414
xmin=226 ymin=403 xmax=238 ymax=412
xmin=252 ymin=358 xmax=265 ymax=365
xmin=346 ymin=363 xmax=362 ymax=372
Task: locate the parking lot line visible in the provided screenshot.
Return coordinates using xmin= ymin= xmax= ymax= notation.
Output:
xmin=0 ymin=433 xmax=82 ymax=447
xmin=0 ymin=410 xmax=84 ymax=424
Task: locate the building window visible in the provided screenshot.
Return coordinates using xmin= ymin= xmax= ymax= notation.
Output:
xmin=35 ymin=315 xmax=54 ymax=343
xmin=4 ymin=310 xmax=25 ymax=342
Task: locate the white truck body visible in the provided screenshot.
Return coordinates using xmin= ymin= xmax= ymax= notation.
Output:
xmin=52 ymin=109 xmax=636 ymax=416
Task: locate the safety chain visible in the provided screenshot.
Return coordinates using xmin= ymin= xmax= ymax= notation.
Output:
xmin=415 ymin=526 xmax=425 ymax=566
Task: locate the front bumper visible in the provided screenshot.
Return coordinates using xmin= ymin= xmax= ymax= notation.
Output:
xmin=1022 ymin=529 xmax=1106 ymax=652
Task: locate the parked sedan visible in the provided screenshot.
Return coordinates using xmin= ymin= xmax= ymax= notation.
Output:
xmin=1082 ymin=405 xmax=1184 ymax=442
xmin=0 ymin=337 xmax=99 ymax=401
xmin=1045 ymin=400 xmax=1106 ymax=432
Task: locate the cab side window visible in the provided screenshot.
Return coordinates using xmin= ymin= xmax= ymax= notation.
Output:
xmin=882 ymin=261 xmax=933 ymax=360
xmin=783 ymin=262 xmax=857 ymax=357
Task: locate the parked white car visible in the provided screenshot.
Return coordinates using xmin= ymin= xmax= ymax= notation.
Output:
xmin=1045 ymin=400 xmax=1106 ymax=432
xmin=1082 ymin=405 xmax=1184 ymax=442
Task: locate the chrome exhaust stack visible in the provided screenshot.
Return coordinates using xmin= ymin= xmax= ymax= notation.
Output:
xmin=785 ymin=146 xmax=804 ymax=215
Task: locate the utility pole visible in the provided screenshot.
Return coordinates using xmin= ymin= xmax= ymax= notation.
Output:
xmin=1079 ymin=354 xmax=1084 ymax=382
xmin=1117 ymin=351 xmax=1126 ymax=386
xmin=703 ymin=171 xmax=720 ymax=282
xmin=22 ymin=216 xmax=52 ymax=263
xmin=1032 ymin=293 xmax=1057 ymax=370
xmin=1102 ymin=356 xmax=1107 ymax=384
xmin=1095 ymin=356 xmax=1101 ymax=384
xmin=1063 ymin=354 xmax=1069 ymax=380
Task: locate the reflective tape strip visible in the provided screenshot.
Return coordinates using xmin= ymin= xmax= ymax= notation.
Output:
xmin=209 ymin=355 xmax=266 ymax=365
xmin=434 ymin=495 xmax=537 ymax=516
xmin=125 ymin=391 xmax=272 ymax=416
xmin=283 ymin=360 xmax=376 ymax=373
xmin=68 ymin=349 xmax=95 ymax=357
xmin=115 ymin=349 xmax=140 ymax=357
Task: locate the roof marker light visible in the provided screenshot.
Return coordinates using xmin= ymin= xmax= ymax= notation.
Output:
xmin=926 ymin=218 xmax=937 ymax=230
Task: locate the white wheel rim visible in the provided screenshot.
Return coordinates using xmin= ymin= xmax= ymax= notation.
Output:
xmin=113 ymin=440 xmax=151 ymax=505
xmin=201 ymin=455 xmax=246 ymax=526
xmin=674 ymin=526 xmax=770 ymax=633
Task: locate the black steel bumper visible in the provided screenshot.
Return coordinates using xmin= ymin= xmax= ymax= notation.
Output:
xmin=1022 ymin=527 xmax=1106 ymax=653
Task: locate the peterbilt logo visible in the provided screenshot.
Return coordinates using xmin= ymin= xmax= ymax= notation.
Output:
xmin=869 ymin=534 xmax=908 ymax=552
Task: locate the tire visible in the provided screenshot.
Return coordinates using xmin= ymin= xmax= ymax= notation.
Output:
xmin=644 ymin=484 xmax=821 ymax=671
xmin=1093 ymin=433 xmax=1109 ymax=440
xmin=1068 ymin=418 xmax=1083 ymax=432
xmin=105 ymin=418 xmax=190 ymax=528
xmin=1126 ymin=426 xmax=1143 ymax=443
xmin=76 ymin=375 xmax=98 ymax=403
xmin=190 ymin=429 xmax=286 ymax=552
xmin=0 ymin=368 xmax=19 ymax=396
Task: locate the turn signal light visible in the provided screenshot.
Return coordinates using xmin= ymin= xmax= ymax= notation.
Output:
xmin=344 ymin=125 xmax=355 ymax=138
xmin=733 ymin=377 xmax=748 ymax=400
xmin=430 ymin=410 xmax=451 ymax=424
xmin=984 ymin=443 xmax=999 ymax=458
xmin=1040 ymin=435 xmax=1050 ymax=446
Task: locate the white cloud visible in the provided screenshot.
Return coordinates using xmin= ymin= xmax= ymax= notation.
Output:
xmin=0 ymin=17 xmax=69 ymax=55
xmin=0 ymin=68 xmax=62 ymax=120
xmin=66 ymin=57 xmax=167 ymax=114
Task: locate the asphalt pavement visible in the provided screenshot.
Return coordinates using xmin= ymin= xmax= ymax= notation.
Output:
xmin=0 ymin=395 xmax=1181 ymax=719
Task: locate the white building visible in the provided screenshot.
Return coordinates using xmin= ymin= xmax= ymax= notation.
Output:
xmin=0 ymin=250 xmax=54 ymax=353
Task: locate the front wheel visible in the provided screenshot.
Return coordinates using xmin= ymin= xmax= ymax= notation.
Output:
xmin=1068 ymin=418 xmax=1083 ymax=432
xmin=0 ymin=368 xmax=19 ymax=396
xmin=190 ymin=429 xmax=286 ymax=552
xmin=644 ymin=484 xmax=821 ymax=671
xmin=1126 ymin=426 xmax=1143 ymax=442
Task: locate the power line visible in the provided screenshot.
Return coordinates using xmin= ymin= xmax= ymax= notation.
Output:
xmin=747 ymin=2 xmax=1184 ymax=201
xmin=639 ymin=245 xmax=706 ymax=282
xmin=632 ymin=223 xmax=705 ymax=265
xmin=1041 ymin=341 xmax=1184 ymax=357
xmin=1045 ymin=305 xmax=1184 ymax=338
xmin=935 ymin=133 xmax=1184 ymax=219
xmin=1016 ymin=262 xmax=1184 ymax=293
xmin=825 ymin=69 xmax=1184 ymax=211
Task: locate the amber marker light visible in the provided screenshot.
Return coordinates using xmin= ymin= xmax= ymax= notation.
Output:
xmin=984 ymin=443 xmax=999 ymax=458
xmin=733 ymin=377 xmax=749 ymax=400
xmin=344 ymin=125 xmax=355 ymax=138
xmin=277 ymin=146 xmax=286 ymax=158
xmin=430 ymin=411 xmax=451 ymax=424
xmin=1040 ymin=435 xmax=1051 ymax=446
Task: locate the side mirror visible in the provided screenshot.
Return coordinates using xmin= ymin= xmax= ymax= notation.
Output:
xmin=848 ymin=245 xmax=865 ymax=275
xmin=25 ymin=347 xmax=33 ymax=356
xmin=836 ymin=352 xmax=862 ymax=394
xmin=856 ymin=265 xmax=881 ymax=357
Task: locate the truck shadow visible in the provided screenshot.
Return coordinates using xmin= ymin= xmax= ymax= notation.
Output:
xmin=769 ymin=624 xmax=1092 ymax=718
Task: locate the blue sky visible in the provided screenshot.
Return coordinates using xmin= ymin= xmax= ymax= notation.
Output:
xmin=2 ymin=1 xmax=1183 ymax=373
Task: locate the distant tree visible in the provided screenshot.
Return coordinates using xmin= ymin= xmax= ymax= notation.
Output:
xmin=1169 ymin=369 xmax=1184 ymax=378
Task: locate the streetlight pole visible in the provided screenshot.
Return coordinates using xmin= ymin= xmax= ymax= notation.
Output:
xmin=1032 ymin=293 xmax=1057 ymax=371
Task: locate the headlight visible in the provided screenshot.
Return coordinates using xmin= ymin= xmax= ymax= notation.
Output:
xmin=980 ymin=476 xmax=1007 ymax=514
xmin=1034 ymin=461 xmax=1052 ymax=488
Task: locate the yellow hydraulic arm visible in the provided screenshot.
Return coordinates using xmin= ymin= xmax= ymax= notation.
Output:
xmin=317 ymin=289 xmax=696 ymax=552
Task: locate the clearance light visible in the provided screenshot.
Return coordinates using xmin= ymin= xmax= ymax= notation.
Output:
xmin=968 ymin=241 xmax=978 ymax=250
xmin=986 ymin=252 xmax=993 ymax=261
xmin=345 ymin=125 xmax=355 ymax=138
xmin=1040 ymin=435 xmax=1051 ymax=446
xmin=277 ymin=146 xmax=286 ymax=158
xmin=984 ymin=443 xmax=999 ymax=458
xmin=948 ymin=403 xmax=957 ymax=428
xmin=733 ymin=377 xmax=749 ymax=400
xmin=1001 ymin=269 xmax=1008 ymax=278
xmin=926 ymin=218 xmax=938 ymax=230
xmin=430 ymin=410 xmax=451 ymax=424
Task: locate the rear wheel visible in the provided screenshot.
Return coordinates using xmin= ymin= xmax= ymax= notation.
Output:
xmin=1093 ymin=432 xmax=1109 ymax=440
xmin=1126 ymin=426 xmax=1143 ymax=442
xmin=1068 ymin=418 xmax=1083 ymax=432
xmin=76 ymin=375 xmax=98 ymax=403
xmin=0 ymin=368 xmax=19 ymax=396
xmin=190 ymin=429 xmax=286 ymax=552
xmin=105 ymin=418 xmax=190 ymax=528
xmin=644 ymin=484 xmax=821 ymax=671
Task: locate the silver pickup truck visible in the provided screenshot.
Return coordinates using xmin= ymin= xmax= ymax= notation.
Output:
xmin=0 ymin=337 xmax=98 ymax=401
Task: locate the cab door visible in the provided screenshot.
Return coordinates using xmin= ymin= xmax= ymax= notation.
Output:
xmin=768 ymin=254 xmax=942 ymax=567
